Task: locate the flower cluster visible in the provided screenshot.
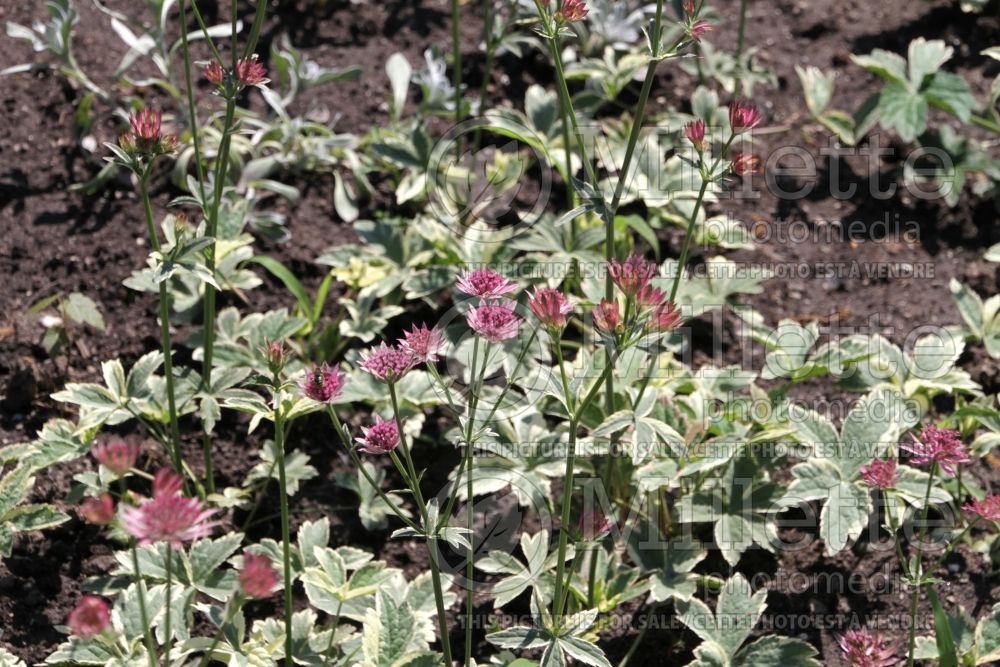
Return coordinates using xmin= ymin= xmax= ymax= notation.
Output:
xmin=599 ymin=254 xmax=681 ymax=336
xmin=360 ymin=343 xmax=418 ymax=383
xmin=67 ymin=596 xmax=111 ymax=638
xmin=121 ymin=468 xmax=217 ymax=549
xmin=965 ymin=494 xmax=1000 ymax=522
xmin=555 ymin=0 xmax=588 ymax=22
xmin=92 ymin=440 xmax=140 ymax=477
xmin=837 ymin=629 xmax=896 ymax=667
xmin=119 ymin=109 xmax=177 ymax=159
xmin=204 ymin=55 xmax=269 ymax=90
xmin=300 ymin=362 xmax=344 ymax=403
xmin=240 ymin=553 xmax=279 ymax=599
xmin=901 ymin=426 xmax=970 ymax=476
xmin=859 ymin=458 xmax=898 ymax=490
xmin=78 ymin=493 xmax=115 ymax=525
xmin=456 ymin=268 xmax=518 ymax=299
xmin=357 ymin=417 xmax=401 ymax=454
xmin=528 ymin=287 xmax=573 ymax=331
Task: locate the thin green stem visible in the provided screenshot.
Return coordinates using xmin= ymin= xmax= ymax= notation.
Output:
xmin=242 ymin=0 xmax=270 ymax=59
xmin=196 ymin=595 xmax=242 ymax=667
xmin=388 ymin=383 xmax=424 ymax=511
xmin=736 ymin=0 xmax=748 ymax=58
xmin=189 ymin=0 xmax=224 ymax=65
xmin=139 ymin=176 xmax=183 ymax=476
xmin=906 ymin=464 xmax=936 ymax=667
xmin=123 ymin=475 xmax=158 ymax=667
xmin=587 ymin=545 xmax=599 ymax=607
xmin=164 ymin=547 xmax=173 ymax=665
xmin=463 ymin=339 xmax=490 ymax=667
xmin=274 ymin=402 xmax=294 ymax=667
xmin=667 ymin=177 xmax=709 ymax=302
xmin=451 ymin=0 xmax=462 ymax=136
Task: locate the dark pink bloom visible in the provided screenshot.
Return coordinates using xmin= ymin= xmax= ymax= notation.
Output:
xmin=130 ymin=108 xmax=162 ymax=143
xmin=556 ymin=0 xmax=588 ymax=21
xmin=399 ymin=324 xmax=444 ymax=363
xmin=235 ymin=55 xmax=267 ymax=86
xmin=731 ymin=151 xmax=762 ymax=176
xmin=579 ymin=508 xmax=614 ymax=541
xmin=456 ymin=268 xmax=518 ymax=299
xmin=153 ymin=467 xmax=184 ymax=499
xmin=122 ymin=473 xmax=217 ymax=549
xmin=649 ymin=300 xmax=681 ymax=331
xmin=67 ymin=596 xmax=111 ymax=638
xmin=356 ymin=417 xmax=400 ymax=454
xmin=204 ymin=61 xmax=224 ymax=85
xmin=300 ymin=363 xmax=344 ymax=403
xmin=683 ymin=0 xmax=696 ymax=15
xmin=684 ymin=119 xmax=705 ymax=150
xmin=592 ymin=299 xmax=621 ymax=334
xmin=901 ymin=426 xmax=970 ymax=476
xmin=609 ymin=254 xmax=656 ymax=298
xmin=122 ymin=108 xmax=176 ymax=156
xmin=728 ymin=99 xmax=763 ymax=134
xmin=837 ymin=629 xmax=896 ymax=667
xmin=687 ymin=19 xmax=712 ymax=41
xmin=79 ymin=493 xmax=115 ymax=525
xmin=360 ymin=344 xmax=415 ymax=383
xmin=528 ymin=288 xmax=573 ymax=329
xmin=636 ymin=284 xmax=668 ymax=308
xmin=965 ymin=494 xmax=1000 ymax=522
xmin=92 ymin=440 xmax=140 ymax=477
xmin=467 ymin=302 xmax=522 ymax=343
xmin=240 ymin=553 xmax=278 ymax=599
xmin=860 ymin=459 xmax=898 ymax=490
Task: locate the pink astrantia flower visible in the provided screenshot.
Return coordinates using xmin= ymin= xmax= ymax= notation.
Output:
xmin=235 ymin=55 xmax=267 ymax=86
xmin=122 ymin=108 xmax=177 ymax=156
xmin=731 ymin=151 xmax=762 ymax=176
xmin=240 ymin=553 xmax=279 ymax=599
xmin=965 ymin=494 xmax=1000 ymax=522
xmin=130 ymin=108 xmax=163 ymax=143
xmin=92 ymin=440 xmax=140 ymax=477
xmin=456 ymin=268 xmax=518 ymax=299
xmin=299 ymin=363 xmax=344 ymax=403
xmin=837 ymin=629 xmax=897 ymax=667
xmin=636 ymin=284 xmax=668 ymax=308
xmin=859 ymin=458 xmax=898 ymax=490
xmin=684 ymin=119 xmax=705 ymax=150
xmin=528 ymin=288 xmax=573 ymax=329
xmin=360 ymin=344 xmax=415 ymax=383
xmin=609 ymin=254 xmax=657 ymax=298
xmin=356 ymin=417 xmax=400 ymax=454
xmin=683 ymin=0 xmax=696 ymax=15
xmin=592 ymin=299 xmax=621 ymax=333
xmin=204 ymin=61 xmax=224 ymax=85
xmin=152 ymin=467 xmax=184 ymax=499
xmin=901 ymin=426 xmax=970 ymax=476
xmin=728 ymin=99 xmax=763 ymax=134
xmin=68 ymin=596 xmax=111 ymax=638
xmin=79 ymin=493 xmax=115 ymax=525
xmin=122 ymin=469 xmax=217 ymax=549
xmin=467 ymin=302 xmax=522 ymax=343
xmin=649 ymin=301 xmax=681 ymax=331
xmin=399 ymin=324 xmax=444 ymax=363
xmin=687 ymin=19 xmax=712 ymax=41
xmin=556 ymin=0 xmax=588 ymax=21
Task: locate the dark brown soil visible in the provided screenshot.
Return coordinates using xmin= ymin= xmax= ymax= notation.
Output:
xmin=2 ymin=0 xmax=1000 ymax=664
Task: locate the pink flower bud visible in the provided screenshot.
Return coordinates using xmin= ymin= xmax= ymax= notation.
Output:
xmin=556 ymin=0 xmax=588 ymax=22
xmin=609 ymin=254 xmax=656 ymax=298
xmin=235 ymin=55 xmax=267 ymax=86
xmin=687 ymin=19 xmax=712 ymax=41
xmin=92 ymin=440 xmax=140 ymax=477
xmin=859 ymin=458 xmax=898 ymax=490
xmin=649 ymin=300 xmax=681 ymax=331
xmin=399 ymin=324 xmax=444 ymax=363
xmin=79 ymin=493 xmax=115 ymax=525
xmin=204 ymin=61 xmax=224 ymax=85
xmin=728 ymin=99 xmax=763 ymax=134
xmin=684 ymin=119 xmax=706 ymax=150
xmin=528 ymin=287 xmax=573 ymax=330
xmin=240 ymin=553 xmax=279 ymax=599
xmin=837 ymin=629 xmax=896 ymax=667
xmin=592 ymin=299 xmax=621 ymax=334
xmin=731 ymin=151 xmax=761 ymax=176
xmin=68 ymin=596 xmax=111 ymax=638
xmin=965 ymin=494 xmax=1000 ymax=522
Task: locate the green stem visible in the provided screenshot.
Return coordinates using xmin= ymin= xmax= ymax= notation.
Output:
xmin=906 ymin=464 xmax=936 ymax=667
xmin=451 ymin=0 xmax=462 ymax=138
xmin=388 ymin=383 xmax=424 ymax=510
xmin=123 ymin=475 xmax=158 ymax=667
xmin=139 ymin=176 xmax=183 ymax=476
xmin=189 ymin=0 xmax=225 ymax=65
xmin=667 ymin=177 xmax=709 ymax=302
xmin=736 ymin=0 xmax=748 ymax=58
xmin=274 ymin=402 xmax=294 ymax=667
xmin=164 ymin=547 xmax=173 ymax=665
xmin=463 ymin=339 xmax=490 ymax=667
xmin=552 ymin=418 xmax=579 ymax=620
xmin=196 ymin=595 xmax=242 ymax=667
xmin=587 ymin=545 xmax=599 ymax=607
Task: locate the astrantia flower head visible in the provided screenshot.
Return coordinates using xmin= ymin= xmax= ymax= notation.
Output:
xmin=299 ymin=363 xmax=344 ymax=403
xmin=92 ymin=440 xmax=140 ymax=477
xmin=859 ymin=458 xmax=898 ymax=490
xmin=556 ymin=0 xmax=588 ymax=21
xmin=235 ymin=55 xmax=268 ymax=86
xmin=687 ymin=19 xmax=712 ymax=41
xmin=240 ymin=553 xmax=279 ymax=599
xmin=965 ymin=494 xmax=1000 ymax=522
xmin=901 ymin=426 xmax=970 ymax=476
xmin=79 ymin=493 xmax=115 ymax=525
xmin=360 ymin=344 xmax=415 ymax=384
xmin=683 ymin=0 xmax=696 ymax=15
xmin=153 ymin=467 xmax=184 ymax=498
xmin=68 ymin=596 xmax=111 ymax=638
xmin=399 ymin=324 xmax=444 ymax=363
xmin=649 ymin=300 xmax=681 ymax=331
xmin=123 ymin=108 xmax=177 ymax=157
xmin=122 ymin=470 xmax=217 ymax=549
xmin=609 ymin=254 xmax=656 ymax=298
xmin=592 ymin=299 xmax=621 ymax=334
xmin=636 ymin=284 xmax=668 ymax=308
xmin=684 ymin=119 xmax=706 ymax=151
xmin=456 ymin=268 xmax=518 ymax=299
xmin=356 ymin=417 xmax=400 ymax=454
xmin=528 ymin=288 xmax=573 ymax=330
xmin=204 ymin=60 xmax=225 ymax=85
xmin=467 ymin=302 xmax=523 ymax=343
xmin=837 ymin=629 xmax=896 ymax=667
xmin=731 ymin=151 xmax=762 ymax=176
xmin=728 ymin=99 xmax=763 ymax=134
